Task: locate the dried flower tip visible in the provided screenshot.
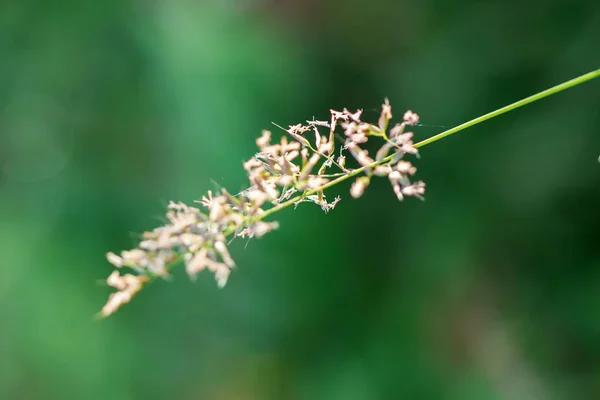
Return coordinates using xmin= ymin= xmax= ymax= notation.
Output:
xmin=307 ymin=119 xmax=330 ymax=128
xmin=305 ymin=176 xmax=330 ymax=189
xmin=121 ymin=249 xmax=147 ymax=266
xmin=388 ymin=170 xmax=402 ymax=182
xmin=140 ymin=239 xmax=160 ymax=251
xmin=330 ymin=109 xmax=349 ymax=122
xmin=167 ymin=200 xmax=189 ymax=212
xmin=393 ymin=131 xmax=414 ymax=145
xmin=318 ymin=195 xmax=342 ymax=213
xmin=256 ymin=130 xmax=271 ymax=148
xmin=373 ymin=165 xmax=390 ymax=176
xmin=355 ymin=149 xmax=374 ymax=167
xmin=238 ymin=220 xmax=279 ymax=238
xmin=262 ymin=181 xmax=280 ymax=200
xmin=298 ymin=153 xmax=320 ymax=181
xmin=277 ymin=175 xmax=294 ymax=187
xmin=379 ymin=98 xmax=392 ymax=130
xmin=281 ymin=187 xmax=297 ymax=201
xmin=285 ymin=124 xmax=311 ymax=146
xmin=389 ymin=123 xmax=405 ymax=138
xmin=214 ymin=264 xmax=230 ymax=288
xmin=295 ymin=193 xmax=340 ymax=213
xmin=284 ymin=150 xmax=300 ymax=163
xmin=300 ymin=147 xmax=309 ymax=165
xmin=214 ymin=241 xmax=235 ymax=267
xmin=179 ymin=232 xmax=204 ymax=249
xmin=393 ymin=183 xmax=404 ymax=201
xmin=402 ymin=181 xmax=426 ymax=197
xmin=201 ymin=192 xmax=230 ymax=221
xmin=106 ymin=270 xmax=127 ymax=290
xmin=313 ymin=126 xmax=321 ymax=147
xmin=396 ymin=161 xmax=417 ymax=175
xmin=106 ymin=252 xmax=123 ymax=267
xmin=186 ymin=247 xmax=209 ymax=276
xmin=347 ymin=108 xmax=363 ymax=122
xmin=101 ymin=272 xmax=148 ymax=317
xmin=245 ymin=188 xmax=269 ymax=207
xmin=279 ymin=136 xmax=302 ymax=153
xmin=346 ymin=132 xmax=368 ymax=145
xmin=254 ymin=220 xmax=279 ymax=237
xmin=350 ymin=176 xmax=370 ymax=198
xmin=243 ymin=158 xmax=262 ymax=172
xmin=318 ymin=138 xmax=333 ymax=154
xmin=403 ymin=110 xmax=419 ymax=125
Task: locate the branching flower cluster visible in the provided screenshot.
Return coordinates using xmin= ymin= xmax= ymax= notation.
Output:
xmin=101 ymin=100 xmax=425 ymax=316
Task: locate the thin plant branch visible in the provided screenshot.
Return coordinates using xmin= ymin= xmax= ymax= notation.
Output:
xmin=99 ymin=68 xmax=600 ymax=317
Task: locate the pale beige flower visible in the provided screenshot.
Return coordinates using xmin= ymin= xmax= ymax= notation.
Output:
xmin=256 ymin=130 xmax=271 ymax=148
xmin=102 ymin=99 xmax=425 ymax=316
xmin=403 ymin=110 xmax=420 ymax=125
xmin=379 ymin=98 xmax=392 ymax=130
xmin=106 ymin=252 xmax=123 ymax=267
xmin=350 ymin=177 xmax=370 ymax=198
xmin=101 ymin=272 xmax=148 ymax=317
xmin=186 ymin=248 xmax=209 ymax=276
xmin=396 ymin=161 xmax=417 ymax=175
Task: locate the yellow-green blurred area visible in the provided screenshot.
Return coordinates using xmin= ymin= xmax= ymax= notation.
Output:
xmin=1 ymin=1 xmax=600 ymax=399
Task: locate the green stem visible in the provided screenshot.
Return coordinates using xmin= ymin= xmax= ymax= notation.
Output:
xmin=144 ymin=69 xmax=600 ymax=287
xmin=413 ymin=68 xmax=600 ymax=148
xmin=250 ymin=69 xmax=600 ymax=224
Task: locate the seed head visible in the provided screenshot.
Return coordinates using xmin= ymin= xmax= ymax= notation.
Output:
xmin=101 ymin=100 xmax=426 ymax=316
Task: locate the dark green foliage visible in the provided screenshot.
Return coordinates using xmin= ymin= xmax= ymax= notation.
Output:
xmin=1 ymin=1 xmax=600 ymax=399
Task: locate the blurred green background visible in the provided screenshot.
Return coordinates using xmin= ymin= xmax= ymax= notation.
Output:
xmin=1 ymin=1 xmax=600 ymax=399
